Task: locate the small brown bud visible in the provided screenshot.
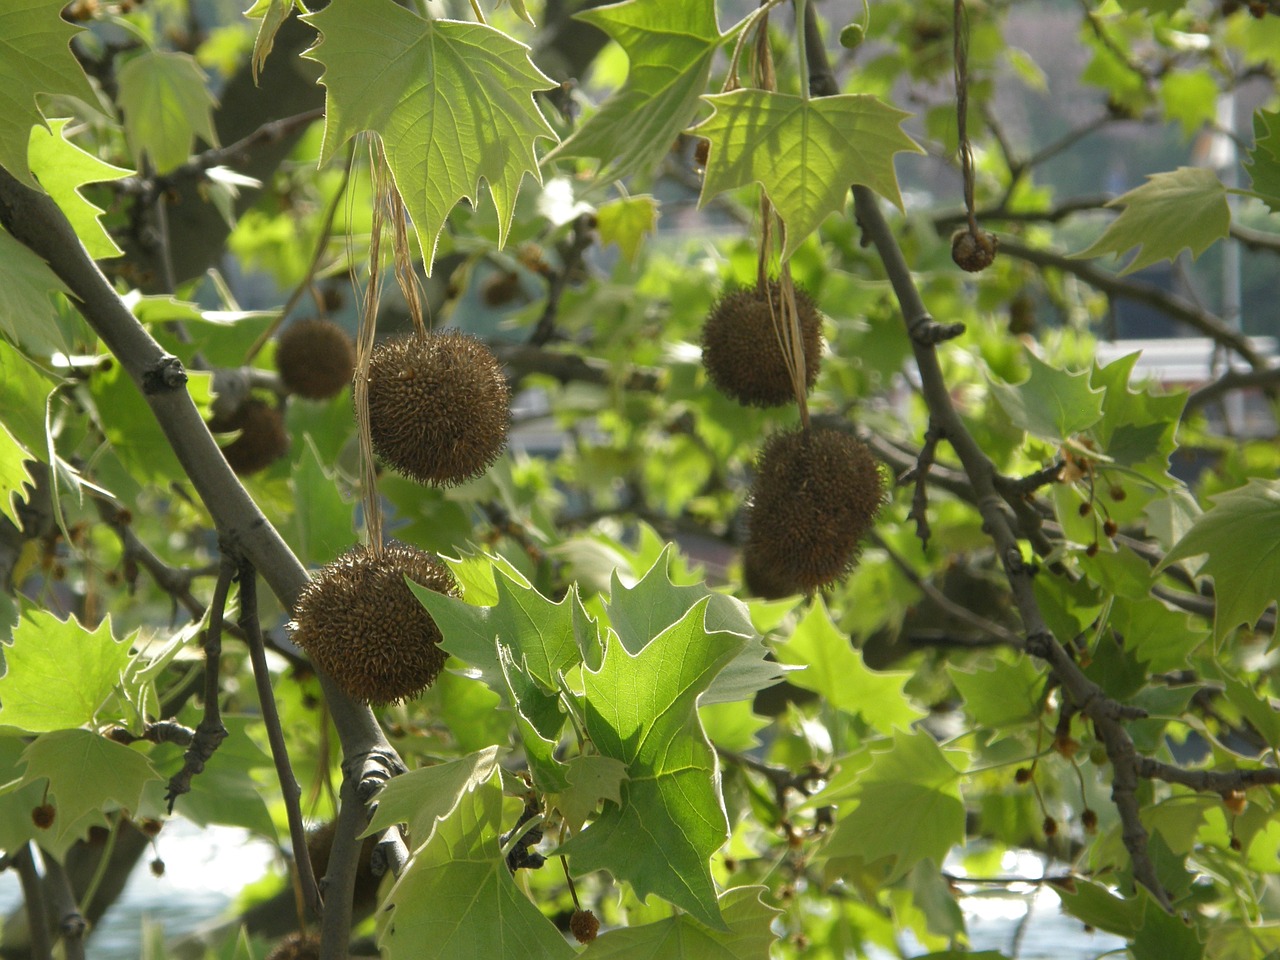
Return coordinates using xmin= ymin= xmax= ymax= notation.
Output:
xmin=1043 ymin=815 xmax=1058 ymax=836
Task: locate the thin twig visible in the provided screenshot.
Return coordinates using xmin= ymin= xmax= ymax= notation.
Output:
xmin=238 ymin=559 xmax=323 ymax=919
xmin=902 ymin=421 xmax=942 ymax=549
xmin=13 ymin=845 xmax=52 ymax=960
xmin=999 ymin=238 xmax=1270 ymax=370
xmin=1134 ymin=757 xmax=1280 ymax=792
xmin=529 ymin=213 xmax=597 ymax=347
xmin=40 ymin=852 xmax=86 ymax=960
xmin=165 ymin=555 xmax=234 ymax=811
xmin=871 ymin=531 xmax=1023 ymax=647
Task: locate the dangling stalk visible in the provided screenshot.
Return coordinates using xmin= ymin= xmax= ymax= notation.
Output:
xmin=354 ymin=140 xmax=389 ymax=555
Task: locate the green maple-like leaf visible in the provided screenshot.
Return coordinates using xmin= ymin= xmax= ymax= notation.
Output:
xmin=1072 ymin=167 xmax=1229 ymax=275
xmin=29 ymin=119 xmax=133 ymax=259
xmin=0 ymin=340 xmax=57 ymax=454
xmin=20 ymin=729 xmax=160 ymax=850
xmin=0 ymin=423 xmax=34 ymax=529
xmin=0 ymin=0 xmax=96 ymax=187
xmin=776 ymin=599 xmax=924 ymax=734
xmin=597 ymin=194 xmax=658 ymax=265
xmin=604 ymin=547 xmax=781 ymax=704
xmin=1158 ymin=478 xmax=1280 ymax=641
xmin=822 ymin=729 xmax=966 ymax=882
xmin=364 ymin=747 xmax=502 ymax=852
xmin=0 ymin=610 xmax=133 ymax=734
xmin=550 ymin=754 xmax=628 ymax=831
xmin=559 ymin=597 xmax=748 ymax=929
xmin=410 ymin=571 xmax=587 ymax=720
xmin=545 ymin=0 xmax=721 ymax=182
xmin=286 ymin=435 xmax=352 ymax=568
xmin=0 ymin=227 xmax=72 ymax=353
xmin=1131 ymin=888 xmax=1205 ymax=960
xmin=580 ymin=886 xmax=780 ymax=959
xmin=694 ymin=89 xmax=922 ymax=259
xmin=990 ymin=349 xmax=1105 ymax=442
xmin=948 ymin=656 xmax=1044 ymax=728
xmin=244 ymin=0 xmax=301 ymax=82
xmin=1089 ymin=352 xmax=1186 ymax=485
xmin=117 ymin=51 xmax=220 ymax=174
xmin=1246 ymin=108 xmax=1280 ymax=214
xmin=303 ymin=0 xmax=557 ymax=271
xmin=378 ymin=763 xmax=574 ymax=960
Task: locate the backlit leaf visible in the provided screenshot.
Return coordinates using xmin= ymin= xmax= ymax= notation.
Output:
xmin=0 ymin=0 xmax=96 ymax=187
xmin=579 ymin=886 xmax=780 ymax=958
xmin=550 ymin=754 xmax=628 ymax=831
xmin=597 ymin=194 xmax=658 ymax=265
xmin=0 ymin=610 xmax=133 ymax=734
xmin=244 ymin=0 xmax=300 ymax=82
xmin=28 ymin=119 xmax=132 ymax=260
xmin=20 ymin=729 xmax=160 ymax=849
xmin=546 ymin=0 xmax=721 ymax=182
xmin=1071 ymin=167 xmax=1228 ymax=275
xmin=364 ymin=747 xmax=502 ymax=852
xmin=1245 ymin=108 xmax=1280 ymax=214
xmin=990 ymin=350 xmax=1105 ymax=442
xmin=378 ymin=763 xmax=574 ymax=960
xmin=1158 ymin=478 xmax=1280 ymax=641
xmin=0 ymin=423 xmax=34 ymax=528
xmin=117 ymin=51 xmax=219 ymax=174
xmin=823 ymin=729 xmax=966 ymax=882
xmin=949 ymin=656 xmax=1044 ymax=728
xmin=558 ymin=597 xmax=748 ymax=929
xmin=695 ymin=89 xmax=922 ymax=259
xmin=776 ymin=599 xmax=924 ymax=734
xmin=303 ymin=0 xmax=557 ymax=270
xmin=0 ymin=227 xmax=71 ymax=353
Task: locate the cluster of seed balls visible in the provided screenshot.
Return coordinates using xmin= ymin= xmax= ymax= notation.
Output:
xmin=701 ymin=281 xmax=886 ymax=598
xmin=283 ymin=324 xmax=511 ymax=706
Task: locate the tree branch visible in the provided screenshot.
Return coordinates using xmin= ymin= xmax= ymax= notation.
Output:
xmin=999 ymin=238 xmax=1271 ymax=370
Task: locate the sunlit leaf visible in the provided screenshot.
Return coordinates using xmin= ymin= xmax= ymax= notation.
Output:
xmin=990 ymin=350 xmax=1104 ymax=442
xmin=597 ymin=194 xmax=658 ymax=266
xmin=695 ymin=89 xmax=922 ymax=259
xmin=1071 ymin=167 xmax=1228 ymax=275
xmin=1245 ymin=108 xmax=1280 ymax=214
xmin=0 ymin=0 xmax=96 ymax=187
xmin=117 ymin=51 xmax=220 ymax=174
xmin=28 ymin=119 xmax=132 ymax=259
xmin=546 ymin=0 xmax=721 ymax=182
xmin=303 ymin=0 xmax=557 ymax=270
xmin=580 ymin=886 xmax=780 ymax=958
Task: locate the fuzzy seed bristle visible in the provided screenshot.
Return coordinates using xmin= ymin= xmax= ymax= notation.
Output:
xmin=366 ymin=331 xmax=510 ymax=486
xmin=264 ymin=932 xmax=321 ymax=960
xmin=276 ymin=318 xmax=356 ymax=400
xmin=209 ymin=398 xmax=289 ymax=475
xmin=289 ymin=541 xmax=459 ymax=704
xmin=570 ymin=909 xmax=600 ymax=944
xmin=742 ymin=427 xmax=885 ymax=597
xmin=701 ymin=281 xmax=823 ymax=408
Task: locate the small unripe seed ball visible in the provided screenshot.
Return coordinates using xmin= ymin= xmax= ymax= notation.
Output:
xmin=701 ymin=281 xmax=823 ymax=408
xmin=1053 ymin=735 xmax=1080 ymax=759
xmin=150 ymin=857 xmax=166 ymax=877
xmin=289 ymin=541 xmax=459 ymax=704
xmin=276 ymin=318 xmax=356 ymax=400
xmin=1089 ymin=745 xmax=1109 ymax=766
xmin=209 ymin=398 xmax=289 ymax=475
xmin=1222 ymin=789 xmax=1248 ymax=816
xmin=951 ymin=228 xmax=998 ymax=272
xmin=1042 ymin=815 xmax=1058 ymax=837
xmin=839 ymin=22 xmax=865 ymax=48
xmin=366 ymin=331 xmax=510 ymax=486
xmin=743 ymin=426 xmax=884 ymax=597
xmin=31 ymin=803 xmax=56 ymax=829
xmin=570 ymin=909 xmax=600 ymax=944
xmin=1014 ymin=767 xmax=1033 ymax=784
xmin=1081 ymin=808 xmax=1098 ymax=834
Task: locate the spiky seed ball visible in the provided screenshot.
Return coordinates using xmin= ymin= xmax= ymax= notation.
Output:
xmin=743 ymin=427 xmax=885 ymax=597
xmin=570 ymin=909 xmax=600 ymax=944
xmin=701 ymin=280 xmax=823 ymax=408
xmin=276 ymin=318 xmax=356 ymax=400
xmin=208 ymin=398 xmax=289 ymax=475
xmin=366 ymin=331 xmax=511 ymax=486
xmin=289 ymin=541 xmax=459 ymax=704
xmin=265 ymin=933 xmax=321 ymax=960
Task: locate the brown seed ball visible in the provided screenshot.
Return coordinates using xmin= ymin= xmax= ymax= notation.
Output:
xmin=366 ymin=331 xmax=511 ymax=486
xmin=701 ymin=281 xmax=823 ymax=408
xmin=743 ymin=427 xmax=885 ymax=596
xmin=276 ymin=318 xmax=356 ymax=400
xmin=31 ymin=803 xmax=55 ymax=829
xmin=289 ymin=541 xmax=459 ymax=704
xmin=570 ymin=909 xmax=600 ymax=944
xmin=951 ymin=228 xmax=998 ymax=272
xmin=208 ymin=398 xmax=289 ymax=475
xmin=265 ymin=932 xmax=321 ymax=960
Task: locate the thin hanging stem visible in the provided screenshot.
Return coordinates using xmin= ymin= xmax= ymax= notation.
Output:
xmin=354 ymin=141 xmax=389 ymax=554
xmin=794 ymin=0 xmax=809 ymax=101
xmin=954 ymin=0 xmax=978 ymax=236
